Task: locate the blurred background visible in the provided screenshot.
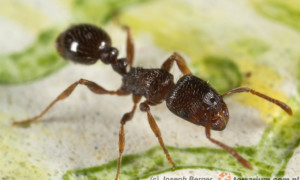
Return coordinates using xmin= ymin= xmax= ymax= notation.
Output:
xmin=0 ymin=0 xmax=299 ymax=179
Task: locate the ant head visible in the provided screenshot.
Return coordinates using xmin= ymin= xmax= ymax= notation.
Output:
xmin=210 ymin=102 xmax=229 ymax=130
xmin=56 ymin=24 xmax=118 ymax=65
xmin=166 ymin=75 xmax=229 ymax=131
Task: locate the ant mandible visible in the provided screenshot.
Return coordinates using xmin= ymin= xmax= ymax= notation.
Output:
xmin=13 ymin=24 xmax=293 ymax=179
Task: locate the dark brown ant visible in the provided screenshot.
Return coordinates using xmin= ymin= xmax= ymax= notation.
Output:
xmin=13 ymin=24 xmax=293 ymax=179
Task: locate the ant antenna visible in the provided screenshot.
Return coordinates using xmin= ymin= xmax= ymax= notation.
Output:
xmin=222 ymin=87 xmax=292 ymax=115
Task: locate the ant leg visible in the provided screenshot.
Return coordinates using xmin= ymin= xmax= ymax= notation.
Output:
xmin=116 ymin=95 xmax=141 ymax=180
xmin=161 ymin=52 xmax=192 ymax=75
xmin=123 ymin=26 xmax=134 ymax=66
xmin=13 ymin=79 xmax=129 ymax=126
xmin=205 ymin=119 xmax=253 ymax=169
xmin=222 ymin=87 xmax=292 ymax=115
xmin=140 ymin=101 xmax=176 ymax=168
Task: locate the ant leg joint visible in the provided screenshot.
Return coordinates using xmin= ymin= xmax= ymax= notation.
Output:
xmin=120 ymin=112 xmax=131 ymax=125
xmin=139 ymin=102 xmax=149 ymax=112
xmin=78 ymin=79 xmax=86 ymax=84
xmin=172 ymin=52 xmax=179 ymax=58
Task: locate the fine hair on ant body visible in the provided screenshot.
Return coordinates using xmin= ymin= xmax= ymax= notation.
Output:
xmin=13 ymin=24 xmax=293 ymax=179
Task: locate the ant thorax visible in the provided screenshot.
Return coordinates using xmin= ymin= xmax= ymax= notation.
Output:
xmin=121 ymin=67 xmax=174 ymax=105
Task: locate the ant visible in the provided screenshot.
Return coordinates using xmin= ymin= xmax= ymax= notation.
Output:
xmin=13 ymin=24 xmax=293 ymax=179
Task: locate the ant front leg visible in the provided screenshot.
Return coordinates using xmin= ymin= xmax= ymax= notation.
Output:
xmin=13 ymin=79 xmax=129 ymax=126
xmin=205 ymin=119 xmax=253 ymax=169
xmin=222 ymin=87 xmax=292 ymax=115
xmin=161 ymin=52 xmax=192 ymax=75
xmin=116 ymin=95 xmax=141 ymax=180
xmin=139 ymin=101 xmax=176 ymax=168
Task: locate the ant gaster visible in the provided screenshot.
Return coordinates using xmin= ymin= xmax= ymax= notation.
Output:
xmin=13 ymin=24 xmax=293 ymax=179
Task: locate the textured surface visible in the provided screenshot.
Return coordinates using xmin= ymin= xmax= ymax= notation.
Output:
xmin=0 ymin=0 xmax=299 ymax=179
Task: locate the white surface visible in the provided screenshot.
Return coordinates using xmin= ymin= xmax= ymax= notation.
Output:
xmin=0 ymin=0 xmax=299 ymax=179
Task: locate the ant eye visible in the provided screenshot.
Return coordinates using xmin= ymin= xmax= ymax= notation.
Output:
xmin=210 ymin=97 xmax=216 ymax=103
xmin=203 ymin=91 xmax=219 ymax=106
xmin=56 ymin=24 xmax=112 ymax=65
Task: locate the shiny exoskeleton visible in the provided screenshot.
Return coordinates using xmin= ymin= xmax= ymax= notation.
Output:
xmin=13 ymin=24 xmax=293 ymax=180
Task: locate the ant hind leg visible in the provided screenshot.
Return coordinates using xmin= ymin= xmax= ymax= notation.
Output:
xmin=123 ymin=26 xmax=134 ymax=66
xmin=13 ymin=79 xmax=129 ymax=126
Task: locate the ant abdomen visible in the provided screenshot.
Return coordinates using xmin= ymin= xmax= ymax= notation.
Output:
xmin=56 ymin=24 xmax=118 ymax=65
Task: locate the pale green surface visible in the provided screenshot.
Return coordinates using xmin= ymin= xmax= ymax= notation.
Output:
xmin=0 ymin=0 xmax=150 ymax=84
xmin=65 ymin=1 xmax=300 ymax=179
xmin=0 ymin=112 xmax=51 ymax=180
xmin=0 ymin=29 xmax=66 ymax=84
xmin=64 ymin=0 xmax=300 ymax=178
xmin=63 ymin=107 xmax=300 ymax=179
xmin=0 ymin=0 xmax=299 ymax=179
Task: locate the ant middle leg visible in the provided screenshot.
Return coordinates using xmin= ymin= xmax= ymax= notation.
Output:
xmin=115 ymin=95 xmax=141 ymax=180
xmin=139 ymin=101 xmax=176 ymax=168
xmin=13 ymin=79 xmax=129 ymax=126
xmin=205 ymin=119 xmax=253 ymax=169
xmin=161 ymin=52 xmax=192 ymax=75
xmin=222 ymin=87 xmax=292 ymax=115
